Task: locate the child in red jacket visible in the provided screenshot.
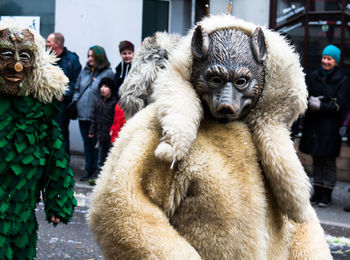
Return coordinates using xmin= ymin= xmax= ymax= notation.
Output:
xmin=110 ymin=102 xmax=126 ymax=143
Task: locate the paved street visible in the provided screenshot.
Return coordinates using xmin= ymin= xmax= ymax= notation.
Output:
xmin=33 ymin=154 xmax=350 ymax=259
xmin=36 ymin=187 xmax=102 ymax=259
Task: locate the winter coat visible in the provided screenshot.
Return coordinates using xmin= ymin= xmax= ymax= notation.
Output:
xmin=300 ymin=66 xmax=349 ymax=157
xmin=57 ymin=47 xmax=82 ymax=103
xmin=89 ymin=95 xmax=117 ymax=143
xmin=110 ymin=103 xmax=126 ymax=143
xmin=113 ymin=61 xmax=131 ymax=98
xmin=74 ymin=65 xmax=114 ymax=121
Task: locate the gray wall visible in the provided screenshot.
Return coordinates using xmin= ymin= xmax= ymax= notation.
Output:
xmin=170 ymin=0 xmax=192 ymax=35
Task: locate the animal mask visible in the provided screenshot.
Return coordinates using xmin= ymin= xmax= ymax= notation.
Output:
xmin=191 ymin=26 xmax=266 ymax=122
xmin=0 ymin=28 xmax=35 ymax=96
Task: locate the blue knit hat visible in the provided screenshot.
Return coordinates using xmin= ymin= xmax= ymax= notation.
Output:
xmin=322 ymin=45 xmax=341 ymax=63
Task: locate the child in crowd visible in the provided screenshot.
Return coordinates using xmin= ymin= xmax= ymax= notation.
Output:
xmin=113 ymin=40 xmax=134 ymax=98
xmin=89 ymin=77 xmax=117 ymax=180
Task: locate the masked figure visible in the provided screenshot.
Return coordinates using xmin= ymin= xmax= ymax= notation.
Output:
xmin=88 ymin=15 xmax=331 ymax=259
xmin=0 ymin=23 xmax=76 ymax=260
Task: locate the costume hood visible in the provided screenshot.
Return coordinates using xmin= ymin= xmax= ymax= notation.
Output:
xmin=152 ymin=14 xmax=311 ymax=223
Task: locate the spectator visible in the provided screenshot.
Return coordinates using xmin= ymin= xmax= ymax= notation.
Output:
xmin=113 ymin=40 xmax=134 ymax=98
xmin=300 ymin=45 xmax=350 ymax=207
xmin=88 ymin=78 xmax=117 ymax=179
xmin=0 ymin=22 xmax=76 ymax=260
xmin=73 ymin=46 xmax=114 ymax=181
xmin=46 ymin=32 xmax=82 ymax=157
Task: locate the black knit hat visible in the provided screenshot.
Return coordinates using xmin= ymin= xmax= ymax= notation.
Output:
xmin=119 ymin=40 xmax=134 ymax=53
xmin=99 ymin=77 xmax=116 ymax=95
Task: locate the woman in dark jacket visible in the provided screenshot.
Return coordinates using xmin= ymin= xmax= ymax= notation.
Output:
xmin=300 ymin=45 xmax=349 ymax=207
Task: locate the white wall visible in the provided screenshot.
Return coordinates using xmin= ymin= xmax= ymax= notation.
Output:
xmin=210 ymin=0 xmax=270 ymax=26
xmin=55 ymin=0 xmax=143 ymax=70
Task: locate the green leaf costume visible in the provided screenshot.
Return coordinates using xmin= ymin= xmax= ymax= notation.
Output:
xmin=0 ymin=96 xmax=77 ymax=260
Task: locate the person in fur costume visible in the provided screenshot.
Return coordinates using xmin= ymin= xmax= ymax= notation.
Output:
xmin=88 ymin=15 xmax=331 ymax=259
xmin=0 ymin=22 xmax=77 ymax=259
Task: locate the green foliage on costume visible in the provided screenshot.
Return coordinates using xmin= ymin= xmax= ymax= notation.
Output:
xmin=0 ymin=96 xmax=77 ymax=260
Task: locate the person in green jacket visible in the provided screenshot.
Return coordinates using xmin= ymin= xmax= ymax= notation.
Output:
xmin=0 ymin=22 xmax=76 ymax=259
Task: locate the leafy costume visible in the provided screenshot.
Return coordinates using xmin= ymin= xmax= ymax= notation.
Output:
xmin=0 ymin=23 xmax=76 ymax=259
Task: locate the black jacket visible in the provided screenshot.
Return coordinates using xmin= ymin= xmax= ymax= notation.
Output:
xmin=299 ymin=66 xmax=349 ymax=157
xmin=113 ymin=61 xmax=131 ymax=98
xmin=89 ymin=96 xmax=117 ymax=143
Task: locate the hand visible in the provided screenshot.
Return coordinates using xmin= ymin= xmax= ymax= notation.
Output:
xmin=109 ymin=130 xmax=113 ymax=136
xmin=50 ymin=215 xmax=61 ymax=224
xmin=88 ymin=134 xmax=94 ymax=138
xmin=340 ymin=126 xmax=348 ymax=136
xmin=58 ymin=96 xmax=64 ymax=102
xmin=308 ymin=96 xmax=321 ymax=111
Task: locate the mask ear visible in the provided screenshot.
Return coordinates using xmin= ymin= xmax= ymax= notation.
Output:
xmin=251 ymin=27 xmax=267 ymax=64
xmin=191 ymin=25 xmax=210 ymax=60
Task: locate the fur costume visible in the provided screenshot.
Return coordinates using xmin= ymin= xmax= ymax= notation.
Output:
xmin=119 ymin=15 xmax=311 ymax=224
xmin=0 ymin=22 xmax=76 ymax=259
xmin=119 ymin=32 xmax=181 ymax=119
xmin=88 ymin=103 xmax=331 ymax=259
xmin=151 ymin=15 xmax=311 ymax=223
xmin=89 ymin=15 xmax=331 ymax=259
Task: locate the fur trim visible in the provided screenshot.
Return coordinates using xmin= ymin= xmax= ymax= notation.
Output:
xmin=151 ymin=15 xmax=311 ymax=223
xmin=0 ymin=22 xmax=68 ymax=103
xmin=120 ymin=32 xmax=181 ymax=119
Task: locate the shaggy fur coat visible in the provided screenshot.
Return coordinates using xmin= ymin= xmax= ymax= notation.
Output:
xmin=88 ymin=104 xmax=331 ymax=259
xmin=88 ymin=15 xmax=331 ymax=259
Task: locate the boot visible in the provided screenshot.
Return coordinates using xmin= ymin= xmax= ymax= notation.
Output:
xmin=344 ymin=205 xmax=350 ymax=212
xmin=310 ymin=185 xmax=322 ymax=205
xmin=318 ymin=187 xmax=333 ymax=207
xmin=88 ymin=170 xmax=100 ymax=186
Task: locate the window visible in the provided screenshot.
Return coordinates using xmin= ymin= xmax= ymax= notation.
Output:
xmin=0 ymin=0 xmax=55 ymax=38
xmin=142 ymin=0 xmax=169 ymax=40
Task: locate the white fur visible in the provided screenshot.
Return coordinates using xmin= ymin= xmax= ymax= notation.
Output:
xmin=152 ymin=14 xmax=311 ymax=223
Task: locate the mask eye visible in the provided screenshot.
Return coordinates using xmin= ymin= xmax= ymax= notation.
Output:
xmin=19 ymin=51 xmax=31 ymax=61
xmin=209 ymin=76 xmax=224 ymax=85
xmin=234 ymin=77 xmax=247 ymax=87
xmin=1 ymin=50 xmax=14 ymax=60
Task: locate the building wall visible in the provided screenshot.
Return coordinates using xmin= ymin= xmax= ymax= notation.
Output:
xmin=55 ymin=0 xmax=143 ymax=70
xmin=169 ymin=0 xmax=192 ymax=35
xmin=210 ymin=0 xmax=270 ymax=26
xmin=55 ymin=0 xmax=143 ymax=153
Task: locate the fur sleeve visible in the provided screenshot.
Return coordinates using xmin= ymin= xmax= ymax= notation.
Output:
xmin=87 ymin=104 xmax=201 ymax=260
xmin=120 ymin=32 xmax=181 ymax=120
